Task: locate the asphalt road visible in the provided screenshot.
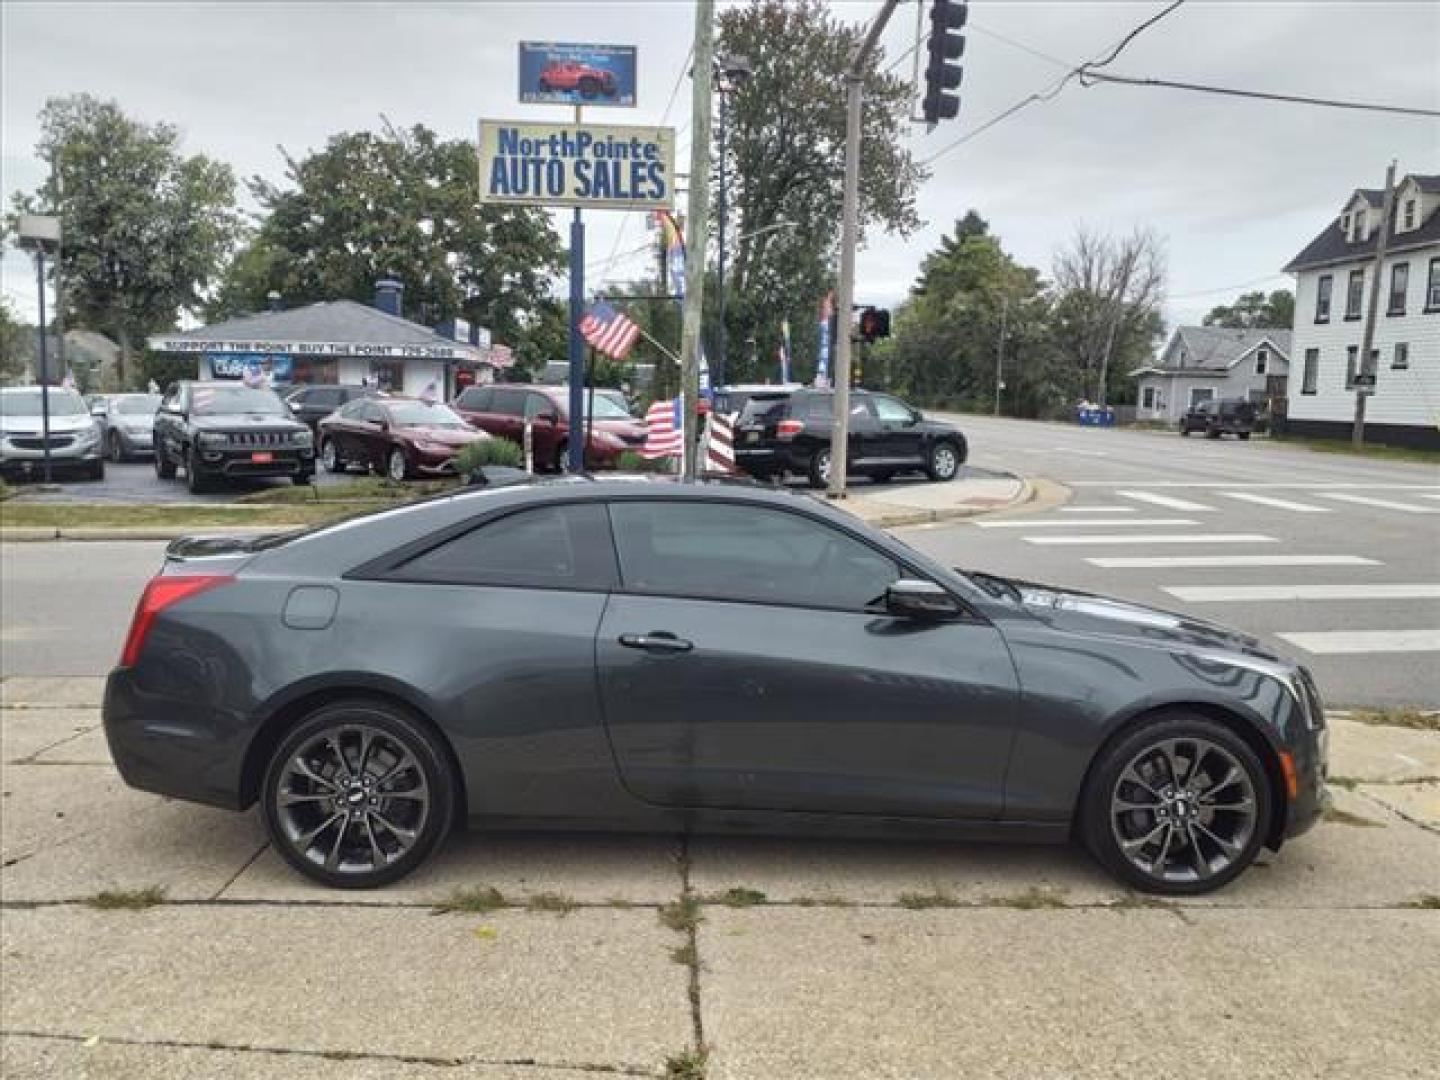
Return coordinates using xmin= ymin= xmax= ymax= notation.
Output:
xmin=906 ymin=413 xmax=1440 ymax=706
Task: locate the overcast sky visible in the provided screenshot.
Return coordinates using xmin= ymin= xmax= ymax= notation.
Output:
xmin=3 ymin=0 xmax=1437 ymax=340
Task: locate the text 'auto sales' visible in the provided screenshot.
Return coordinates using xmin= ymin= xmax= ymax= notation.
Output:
xmin=477 ymin=120 xmax=675 ymax=211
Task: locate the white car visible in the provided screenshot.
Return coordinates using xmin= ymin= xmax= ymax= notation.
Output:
xmin=0 ymin=386 xmax=105 ymax=480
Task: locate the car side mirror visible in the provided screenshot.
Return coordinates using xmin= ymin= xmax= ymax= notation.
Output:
xmin=885 ymin=579 xmax=961 ymax=620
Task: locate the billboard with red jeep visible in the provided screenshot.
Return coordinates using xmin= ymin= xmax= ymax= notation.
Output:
xmin=519 ymin=42 xmax=636 ymax=107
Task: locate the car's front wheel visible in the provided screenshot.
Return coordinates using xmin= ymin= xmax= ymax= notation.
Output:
xmin=926 ymin=440 xmax=961 ymax=482
xmin=807 ymin=446 xmax=832 ymax=489
xmin=321 ymin=439 xmax=346 ymax=474
xmin=1080 ymin=713 xmax=1272 ymax=895
xmin=261 ymin=700 xmax=456 ymax=889
xmin=155 ymin=441 xmax=177 ymax=479
xmin=108 ymin=431 xmax=125 ymax=463
xmin=387 ymin=448 xmax=409 ymax=482
xmin=185 ymin=448 xmax=210 ymax=494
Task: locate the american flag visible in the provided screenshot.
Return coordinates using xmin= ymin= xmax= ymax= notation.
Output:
xmin=579 ymin=302 xmax=642 ymax=360
xmin=641 ymin=397 xmax=683 ymax=459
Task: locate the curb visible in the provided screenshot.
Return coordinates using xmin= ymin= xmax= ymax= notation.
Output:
xmin=843 ymin=474 xmax=1036 ymax=529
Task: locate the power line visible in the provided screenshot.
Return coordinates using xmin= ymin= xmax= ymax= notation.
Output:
xmin=1168 ymin=273 xmax=1290 ymax=300
xmin=1079 ymin=71 xmax=1440 ymax=118
xmin=920 ymin=0 xmax=1186 ymax=166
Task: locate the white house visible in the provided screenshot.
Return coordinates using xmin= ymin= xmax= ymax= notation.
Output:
xmin=1283 ymin=172 xmax=1440 ymax=448
xmin=1131 ymin=326 xmax=1291 ymax=425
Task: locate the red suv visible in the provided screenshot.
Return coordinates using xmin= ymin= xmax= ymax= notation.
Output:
xmin=454 ymin=384 xmax=645 ymax=471
xmin=538 ymin=61 xmax=617 ymax=99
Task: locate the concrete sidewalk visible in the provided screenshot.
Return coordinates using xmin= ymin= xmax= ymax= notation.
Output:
xmin=828 ymin=473 xmax=1031 ymax=528
xmin=2 ymin=680 xmax=1437 ymax=1079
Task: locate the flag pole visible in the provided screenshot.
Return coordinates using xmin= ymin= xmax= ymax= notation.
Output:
xmin=636 ymin=325 xmax=681 ymax=366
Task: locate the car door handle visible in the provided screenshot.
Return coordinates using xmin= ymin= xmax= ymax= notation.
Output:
xmin=618 ymin=632 xmax=694 ymax=654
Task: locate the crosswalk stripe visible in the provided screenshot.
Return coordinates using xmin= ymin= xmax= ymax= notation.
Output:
xmin=1164 ymin=583 xmax=1440 ymax=602
xmin=1117 ymin=490 xmax=1216 ymax=511
xmin=1220 ymin=492 xmax=1332 ymax=513
xmin=1421 ymin=494 xmax=1440 ymax=502
xmin=976 ymin=518 xmax=1195 ymax=529
xmin=1088 ymin=555 xmax=1381 ymax=568
xmin=1067 ymin=482 xmax=1440 ymax=490
xmin=1058 ymin=506 xmax=1136 ymax=513
xmin=1026 ymin=534 xmax=1276 ymax=546
xmin=1277 ymin=629 xmax=1440 ymax=655
xmin=1318 ymin=493 xmax=1440 ymax=513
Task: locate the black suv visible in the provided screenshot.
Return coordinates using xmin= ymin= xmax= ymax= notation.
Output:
xmin=154 ymin=381 xmax=315 ymax=493
xmin=1180 ymin=397 xmax=1256 ymax=439
xmin=285 ymin=384 xmax=374 ymax=433
xmin=734 ymin=388 xmax=967 ymax=487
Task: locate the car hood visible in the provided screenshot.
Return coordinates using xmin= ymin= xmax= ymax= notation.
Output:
xmin=968 ymin=571 xmax=1279 ymax=661
xmin=593 ymin=418 xmax=646 ymax=437
xmin=402 ymin=425 xmax=486 ymax=446
xmin=192 ymin=414 xmax=305 ymax=433
xmin=0 ymin=413 xmax=95 ymax=435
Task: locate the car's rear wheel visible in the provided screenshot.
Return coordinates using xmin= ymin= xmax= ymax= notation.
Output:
xmin=807 ymin=446 xmax=832 ymax=489
xmin=1179 ymin=427 xmax=1191 ymax=437
xmin=262 ymin=700 xmax=455 ymax=889
xmin=579 ymin=76 xmax=598 ymax=98
xmin=387 ymin=448 xmax=409 ymax=482
xmin=321 ymin=439 xmax=345 ymax=474
xmin=1080 ymin=713 xmax=1272 ymax=896
xmin=108 ymin=431 xmax=125 ymax=462
xmin=155 ymin=443 xmax=176 ymax=479
xmin=88 ymin=458 xmax=105 ymax=481
xmin=926 ymin=440 xmax=961 ymax=482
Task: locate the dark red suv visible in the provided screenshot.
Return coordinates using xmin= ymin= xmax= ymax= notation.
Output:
xmin=537 ymin=61 xmax=617 ymax=99
xmin=453 ymin=384 xmax=645 ymax=471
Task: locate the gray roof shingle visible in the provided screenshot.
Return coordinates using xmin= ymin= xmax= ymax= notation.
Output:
xmin=1284 ymin=174 xmax=1440 ymax=273
xmin=1137 ymin=326 xmax=1290 ymax=375
xmin=160 ymin=300 xmax=460 ymax=347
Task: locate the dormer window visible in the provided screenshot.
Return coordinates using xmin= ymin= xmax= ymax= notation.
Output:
xmin=1255 ymin=349 xmax=1268 ymax=376
xmin=1341 ymin=212 xmax=1350 ymax=234
xmin=1403 ymin=199 xmax=1416 ymax=231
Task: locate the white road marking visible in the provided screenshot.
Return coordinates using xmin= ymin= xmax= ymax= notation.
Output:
xmin=976 ymin=518 xmax=1196 ymax=529
xmin=1088 ymin=554 xmax=1381 ymax=568
xmin=1421 ymin=494 xmax=1440 ymax=501
xmin=1220 ymin=492 xmax=1333 ymax=513
xmin=1163 ymin=583 xmax=1440 ymax=602
xmin=1058 ymin=506 xmax=1137 ymax=513
xmin=1066 ymin=482 xmax=1440 ymax=490
xmin=1318 ymin=493 xmax=1440 ymax=514
xmin=1117 ymin=490 xmax=1217 ymax=511
xmin=1027 ymin=533 xmax=1276 ymax=546
xmin=1277 ymin=629 xmax=1440 ymax=655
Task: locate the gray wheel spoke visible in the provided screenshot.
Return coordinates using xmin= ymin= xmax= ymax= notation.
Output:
xmin=1194 ymin=820 xmax=1242 ymax=857
xmin=1151 ymin=822 xmax=1176 ymax=872
xmin=1198 ymin=765 xmax=1242 ymax=801
xmin=1186 ymin=824 xmax=1213 ymax=878
xmin=296 ymin=812 xmax=342 ymax=848
xmin=370 ymin=811 xmax=417 ymax=843
xmin=1113 ymin=796 xmax=1159 ymax=813
xmin=278 ymin=791 xmax=333 ymax=807
xmin=1120 ymin=765 xmax=1162 ymax=799
xmin=374 ymin=753 xmax=417 ymax=788
xmin=356 ymin=728 xmax=376 ymax=777
xmin=363 ymin=817 xmax=387 ymax=866
xmin=325 ymin=817 xmax=348 ymax=870
xmin=1120 ymin=822 xmax=1167 ymax=855
xmin=325 ymin=735 xmax=350 ymax=781
xmin=290 ymin=758 xmax=337 ymax=791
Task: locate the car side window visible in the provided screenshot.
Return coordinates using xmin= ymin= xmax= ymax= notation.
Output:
xmin=394 ymin=503 xmax=617 ymax=590
xmin=492 ymin=389 xmax=526 ymax=417
xmin=609 ymin=501 xmax=902 ymax=612
xmin=458 ymin=386 xmax=493 ymax=412
xmin=336 ymin=398 xmax=365 ymax=420
xmin=524 ymin=393 xmax=551 ymax=420
xmin=872 ymin=395 xmax=913 ymax=423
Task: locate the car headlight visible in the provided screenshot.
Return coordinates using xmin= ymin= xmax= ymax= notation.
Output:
xmin=197 ymin=431 xmax=229 ymax=448
xmin=74 ymin=425 xmax=101 ymax=446
xmin=291 ymin=429 xmax=313 ymax=447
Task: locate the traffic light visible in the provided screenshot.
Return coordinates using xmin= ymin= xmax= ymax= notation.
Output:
xmin=923 ymin=0 xmax=966 ymax=124
xmin=859 ymin=307 xmax=891 ymax=343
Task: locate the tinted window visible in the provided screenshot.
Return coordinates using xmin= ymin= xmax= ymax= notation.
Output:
xmin=385 ymin=402 xmax=468 ymax=428
xmin=396 ymin=503 xmax=616 ymax=589
xmin=738 ymin=394 xmax=791 ymax=423
xmin=307 ymin=389 xmax=343 ymax=409
xmin=610 ymin=501 xmax=901 ymax=611
xmin=524 ymin=393 xmax=553 ymax=419
xmin=871 ymin=395 xmax=913 ymax=423
xmin=457 ymin=386 xmax=493 ymax=411
xmin=116 ymin=395 xmax=160 ymax=415
xmin=0 ymin=390 xmax=87 ymax=416
xmin=359 ymin=401 xmax=386 ymax=423
xmin=190 ymin=386 xmax=287 ymax=416
xmin=491 ymin=388 xmax=526 ymax=417
xmin=337 ymin=398 xmax=369 ymax=419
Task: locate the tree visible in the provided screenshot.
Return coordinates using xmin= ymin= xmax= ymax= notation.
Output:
xmin=1203 ymin=289 xmax=1294 ymax=329
xmin=0 ymin=298 xmax=34 ymax=384
xmin=714 ymin=0 xmax=925 ymax=382
xmin=9 ymin=94 xmax=243 ymax=386
xmin=1051 ymin=226 xmax=1167 ymax=407
xmin=215 ymin=124 xmax=565 ymax=357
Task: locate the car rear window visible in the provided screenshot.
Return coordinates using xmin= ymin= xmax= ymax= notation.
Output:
xmin=739 ymin=394 xmax=791 ymax=423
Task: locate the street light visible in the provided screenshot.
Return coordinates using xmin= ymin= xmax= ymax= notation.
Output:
xmin=17 ymin=214 xmax=62 ymax=485
xmin=714 ymin=52 xmax=751 ymax=388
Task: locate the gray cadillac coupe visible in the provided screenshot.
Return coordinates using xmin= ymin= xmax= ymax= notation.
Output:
xmin=103 ymin=477 xmax=1327 ymax=893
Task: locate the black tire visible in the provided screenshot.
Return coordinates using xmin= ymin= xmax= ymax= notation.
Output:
xmin=185 ymin=448 xmax=210 ymax=494
xmin=1205 ymin=427 xmax=1222 ymax=439
xmin=108 ymin=431 xmax=125 ymax=463
xmin=88 ymin=458 xmax=105 ymax=481
xmin=261 ymin=699 xmax=456 ymax=889
xmin=320 ymin=439 xmax=346 ymax=474
xmin=1179 ymin=426 xmax=1191 ymax=437
xmin=925 ymin=439 xmax=962 ymax=482
xmin=293 ymin=471 xmax=314 ymax=486
xmin=387 ymin=447 xmax=409 ymax=483
xmin=1078 ymin=712 xmax=1273 ymax=896
xmin=155 ymin=442 xmax=177 ymax=479
xmin=1237 ymin=431 xmax=1251 ymax=441
xmin=579 ymin=76 xmax=598 ymax=99
xmin=807 ymin=446 xmax=831 ymax=489
xmin=553 ymin=439 xmax=571 ymax=474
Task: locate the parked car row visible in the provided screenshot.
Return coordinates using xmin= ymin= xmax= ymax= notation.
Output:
xmin=1 ymin=386 xmax=106 ymax=480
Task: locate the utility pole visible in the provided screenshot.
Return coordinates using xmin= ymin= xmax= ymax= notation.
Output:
xmin=51 ymin=149 xmax=65 ymax=390
xmin=829 ymin=0 xmax=900 ymax=500
xmin=994 ymin=294 xmax=1008 ymax=417
xmin=679 ymin=0 xmax=715 ymax=480
xmin=566 ymin=103 xmax=586 ymax=473
xmin=1352 ymin=160 xmax=1396 ymax=448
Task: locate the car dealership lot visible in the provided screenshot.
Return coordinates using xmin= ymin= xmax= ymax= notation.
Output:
xmin=2 ymin=677 xmax=1437 ymax=1079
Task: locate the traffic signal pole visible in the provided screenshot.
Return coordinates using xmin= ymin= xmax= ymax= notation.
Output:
xmin=828 ymin=0 xmax=900 ymax=500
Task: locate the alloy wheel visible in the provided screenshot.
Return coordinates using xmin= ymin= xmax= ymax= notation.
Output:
xmin=321 ymin=440 xmax=340 ymax=472
xmin=388 ymin=449 xmax=408 ymax=482
xmin=273 ymin=724 xmax=431 ymax=877
xmin=1109 ymin=736 xmax=1258 ymax=886
xmin=931 ymin=443 xmax=958 ymax=480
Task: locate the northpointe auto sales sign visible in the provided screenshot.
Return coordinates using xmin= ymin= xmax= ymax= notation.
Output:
xmin=477 ymin=120 xmax=674 ymax=211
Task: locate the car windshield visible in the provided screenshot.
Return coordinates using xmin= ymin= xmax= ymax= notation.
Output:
xmin=387 ymin=402 xmax=468 ymax=428
xmin=116 ymin=395 xmax=161 ymax=415
xmin=578 ymin=394 xmax=632 ymax=420
xmin=190 ymin=386 xmax=288 ymax=416
xmin=1 ymin=390 xmax=87 ymax=416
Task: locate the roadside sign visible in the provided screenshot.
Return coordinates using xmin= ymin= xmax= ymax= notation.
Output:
xmin=519 ymin=42 xmax=637 ymax=107
xmin=477 ymin=120 xmax=675 ymax=211
xmin=1353 ymin=372 xmax=1377 ymax=388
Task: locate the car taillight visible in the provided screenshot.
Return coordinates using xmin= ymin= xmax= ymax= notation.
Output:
xmin=777 ymin=419 xmax=805 ymax=439
xmin=119 ymin=575 xmax=233 ymax=668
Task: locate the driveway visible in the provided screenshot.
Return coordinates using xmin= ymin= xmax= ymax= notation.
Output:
xmin=2 ymin=675 xmax=1437 ymax=1079
xmin=4 ymin=460 xmax=351 ymax=505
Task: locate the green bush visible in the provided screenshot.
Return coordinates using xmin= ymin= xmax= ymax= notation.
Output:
xmin=455 ymin=437 xmax=525 ymax=475
xmin=615 ymin=450 xmax=673 ymax=473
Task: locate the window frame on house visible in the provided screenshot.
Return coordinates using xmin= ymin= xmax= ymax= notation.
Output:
xmin=1345 ymin=346 xmax=1358 ymax=389
xmin=1392 ymin=342 xmax=1409 ymax=370
xmin=1344 ymin=269 xmax=1365 ymax=321
xmin=1387 ymin=262 xmax=1409 ymax=316
xmin=1427 ymin=258 xmax=1440 ymax=313
xmin=1187 ymin=387 xmax=1215 ymax=409
xmin=1402 ymin=200 xmax=1415 ymax=230
xmin=1301 ymin=348 xmax=1319 ymax=395
xmin=1254 ymin=348 xmax=1268 ymax=376
xmin=1141 ymin=385 xmax=1157 ymax=410
xmin=1315 ymin=275 xmax=1333 ymax=323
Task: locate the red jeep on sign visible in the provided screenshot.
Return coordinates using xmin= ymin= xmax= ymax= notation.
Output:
xmin=538 ymin=61 xmax=617 ymax=99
